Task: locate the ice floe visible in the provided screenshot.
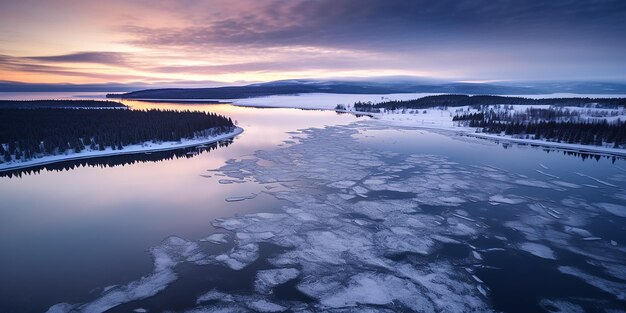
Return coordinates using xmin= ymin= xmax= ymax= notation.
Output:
xmin=215 ymin=243 xmax=259 ymax=270
xmin=47 ymin=122 xmax=626 ymax=312
xmin=200 ymin=233 xmax=229 ymax=244
xmin=558 ymin=266 xmax=626 ymax=300
xmin=518 ymin=242 xmax=557 ymax=260
xmin=225 ymin=193 xmax=257 ymax=202
xmin=197 ymin=289 xmax=234 ymax=304
xmin=539 ymin=299 xmax=585 ymax=313
xmin=594 ymin=203 xmax=626 ymax=217
xmin=255 ymin=268 xmax=300 ymax=294
xmin=489 ymin=194 xmax=525 ymax=205
xmin=47 ymin=236 xmax=202 ymax=313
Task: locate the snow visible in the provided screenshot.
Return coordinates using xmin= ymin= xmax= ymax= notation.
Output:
xmin=1 ymin=127 xmax=243 ymax=172
xmin=518 ymin=242 xmax=557 ymax=260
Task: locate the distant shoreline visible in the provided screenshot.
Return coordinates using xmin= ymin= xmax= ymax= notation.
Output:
xmin=354 ymin=111 xmax=626 ymax=158
xmin=232 ymin=97 xmax=626 ymax=158
xmin=0 ymin=127 xmax=243 ymax=172
xmin=465 ymin=132 xmax=626 ymax=158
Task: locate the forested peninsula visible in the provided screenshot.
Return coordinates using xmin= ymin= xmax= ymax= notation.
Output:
xmin=0 ymin=105 xmax=238 ymax=169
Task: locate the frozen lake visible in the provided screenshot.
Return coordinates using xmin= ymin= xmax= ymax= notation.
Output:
xmin=0 ymin=95 xmax=625 ymax=312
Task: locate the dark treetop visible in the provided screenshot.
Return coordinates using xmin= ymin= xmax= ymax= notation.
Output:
xmin=0 ymin=108 xmax=235 ymax=163
xmin=0 ymin=100 xmax=126 ymax=109
xmin=354 ymin=95 xmax=626 ymax=111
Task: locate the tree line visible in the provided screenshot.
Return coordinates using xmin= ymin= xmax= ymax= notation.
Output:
xmin=353 ymin=95 xmax=626 ymax=111
xmin=0 ymin=108 xmax=235 ymax=163
xmin=0 ymin=100 xmax=126 ymax=109
xmin=451 ymin=107 xmax=626 ymax=147
xmin=471 ymin=120 xmax=625 ymax=148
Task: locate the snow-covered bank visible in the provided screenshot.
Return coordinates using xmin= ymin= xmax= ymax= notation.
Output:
xmin=230 ymin=93 xmax=626 ymax=157
xmin=121 ymin=93 xmax=626 ymax=157
xmin=364 ymin=110 xmax=626 ymax=157
xmin=0 ymin=127 xmax=243 ymax=172
xmin=466 ymin=132 xmax=626 ymax=157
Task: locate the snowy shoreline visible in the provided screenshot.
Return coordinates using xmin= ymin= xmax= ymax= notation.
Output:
xmin=465 ymin=132 xmax=626 ymax=157
xmin=102 ymin=93 xmax=626 ymax=157
xmin=0 ymin=127 xmax=243 ymax=172
xmin=360 ymin=111 xmax=626 ymax=158
xmin=229 ymin=95 xmax=626 ymax=158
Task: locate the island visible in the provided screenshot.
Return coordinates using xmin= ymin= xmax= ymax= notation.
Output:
xmin=0 ymin=100 xmax=241 ymax=171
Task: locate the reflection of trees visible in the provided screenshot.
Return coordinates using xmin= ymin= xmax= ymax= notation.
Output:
xmin=0 ymin=139 xmax=232 ymax=178
xmin=498 ymin=142 xmax=621 ymax=163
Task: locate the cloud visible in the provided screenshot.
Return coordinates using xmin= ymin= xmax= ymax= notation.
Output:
xmin=0 ymin=54 xmax=152 ymax=81
xmin=123 ymin=0 xmax=626 ymax=51
xmin=1 ymin=0 xmax=625 ymax=82
xmin=27 ymin=51 xmax=129 ymax=65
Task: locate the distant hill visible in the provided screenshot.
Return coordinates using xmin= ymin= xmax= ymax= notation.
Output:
xmin=0 ymin=100 xmax=126 ymax=109
xmin=107 ymin=80 xmax=545 ymax=99
xmin=106 ymin=79 xmax=626 ymax=100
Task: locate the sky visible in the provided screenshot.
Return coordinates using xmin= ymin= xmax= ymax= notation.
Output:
xmin=1 ymin=0 xmax=625 ymax=85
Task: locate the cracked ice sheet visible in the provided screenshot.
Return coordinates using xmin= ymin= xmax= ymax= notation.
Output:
xmin=204 ymin=125 xmax=499 ymax=312
xmin=49 ymin=123 xmax=624 ymax=312
xmin=46 ymin=236 xmax=202 ymax=313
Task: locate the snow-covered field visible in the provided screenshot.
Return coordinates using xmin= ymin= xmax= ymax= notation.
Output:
xmin=0 ymin=127 xmax=243 ymax=172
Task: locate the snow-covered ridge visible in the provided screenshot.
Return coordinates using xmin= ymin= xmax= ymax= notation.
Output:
xmin=0 ymin=127 xmax=243 ymax=172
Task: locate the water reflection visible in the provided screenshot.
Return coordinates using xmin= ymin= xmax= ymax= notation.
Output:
xmin=495 ymin=141 xmax=621 ymax=163
xmin=0 ymin=94 xmax=624 ymax=312
xmin=0 ymin=139 xmax=233 ymax=178
xmin=0 ymin=99 xmax=362 ymax=313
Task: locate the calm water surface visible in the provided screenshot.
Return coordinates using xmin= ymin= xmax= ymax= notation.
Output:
xmin=0 ymin=99 xmax=361 ymax=312
xmin=0 ymin=94 xmax=624 ymax=312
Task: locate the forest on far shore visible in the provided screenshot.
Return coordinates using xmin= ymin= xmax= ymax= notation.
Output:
xmin=351 ymin=95 xmax=626 ymax=112
xmin=0 ymin=108 xmax=235 ymax=163
xmin=0 ymin=99 xmax=126 ymax=109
